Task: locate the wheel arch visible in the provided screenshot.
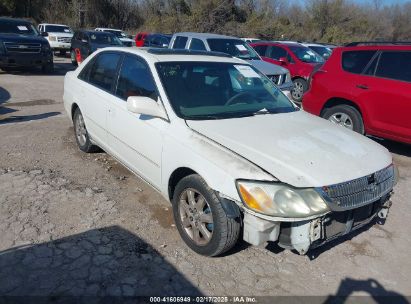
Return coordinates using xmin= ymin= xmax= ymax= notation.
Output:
xmin=320 ymin=97 xmax=364 ymax=118
xmin=71 ymin=103 xmax=79 ymax=121
xmin=168 ymin=167 xmax=198 ymax=202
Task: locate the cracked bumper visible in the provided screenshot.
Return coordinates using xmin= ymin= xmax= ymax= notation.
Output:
xmin=243 ymin=194 xmax=392 ymax=254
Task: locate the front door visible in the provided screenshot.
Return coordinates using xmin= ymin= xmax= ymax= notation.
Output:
xmin=107 ymin=54 xmax=166 ymax=187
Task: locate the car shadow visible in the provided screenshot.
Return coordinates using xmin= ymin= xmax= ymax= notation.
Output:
xmin=370 ymin=137 xmax=411 ymax=157
xmin=0 ymin=112 xmax=61 ymax=125
xmin=0 ymin=226 xmax=202 ymax=298
xmin=324 ymin=278 xmax=409 ymax=304
xmin=0 ymin=86 xmax=18 ymax=116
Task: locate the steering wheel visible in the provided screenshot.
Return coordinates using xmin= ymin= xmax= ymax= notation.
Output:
xmin=225 ymin=92 xmax=254 ymax=106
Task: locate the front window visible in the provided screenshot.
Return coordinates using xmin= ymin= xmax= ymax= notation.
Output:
xmin=207 ymin=39 xmax=260 ymax=60
xmin=45 ymin=25 xmax=72 ymax=33
xmin=89 ymin=33 xmax=122 ymax=45
xmin=308 ymin=46 xmax=332 ymax=59
xmin=156 ymin=61 xmax=296 ymax=120
xmin=0 ymin=21 xmax=38 ymax=36
xmin=289 ymin=46 xmax=324 ymax=63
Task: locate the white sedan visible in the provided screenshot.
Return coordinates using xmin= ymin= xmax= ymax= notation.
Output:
xmin=64 ymin=47 xmax=396 ymax=256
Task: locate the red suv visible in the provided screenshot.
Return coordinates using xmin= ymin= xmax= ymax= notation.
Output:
xmin=251 ymin=42 xmax=324 ymax=102
xmin=135 ymin=32 xmax=149 ymax=47
xmin=303 ymin=43 xmax=411 ymax=144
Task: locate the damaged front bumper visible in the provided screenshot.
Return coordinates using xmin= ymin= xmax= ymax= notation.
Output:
xmin=242 ymin=194 xmax=392 ymax=255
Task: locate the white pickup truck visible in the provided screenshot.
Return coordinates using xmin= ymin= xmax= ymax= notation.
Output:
xmin=38 ymin=23 xmax=73 ymax=56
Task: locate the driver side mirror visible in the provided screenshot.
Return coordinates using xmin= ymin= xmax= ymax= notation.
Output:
xmin=41 ymin=32 xmax=48 ymax=37
xmin=278 ymin=57 xmax=289 ymax=65
xmin=126 ymin=96 xmax=167 ymax=120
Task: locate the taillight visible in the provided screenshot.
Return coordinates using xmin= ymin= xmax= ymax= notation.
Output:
xmin=308 ymin=68 xmax=326 ymax=89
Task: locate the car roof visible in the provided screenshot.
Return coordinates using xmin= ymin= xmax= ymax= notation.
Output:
xmin=251 ymin=41 xmax=303 ymax=47
xmin=40 ymin=23 xmax=70 ymax=27
xmin=91 ymin=47 xmax=247 ymax=64
xmin=173 ymin=32 xmax=242 ymax=40
xmin=0 ymin=17 xmax=32 ymax=24
xmin=95 ymin=28 xmax=122 ymax=31
xmin=338 ymin=45 xmax=411 ymax=51
xmin=80 ymin=30 xmax=115 ymax=35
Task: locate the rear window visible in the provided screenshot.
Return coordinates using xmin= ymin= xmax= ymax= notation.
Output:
xmin=376 ymin=51 xmax=411 ymax=82
xmin=342 ymin=51 xmax=376 ymax=74
xmin=89 ymin=53 xmax=122 ymax=92
xmin=172 ymin=36 xmax=188 ymax=49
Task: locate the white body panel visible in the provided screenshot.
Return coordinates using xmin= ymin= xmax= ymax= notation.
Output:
xmin=63 ymin=47 xmax=392 ymax=211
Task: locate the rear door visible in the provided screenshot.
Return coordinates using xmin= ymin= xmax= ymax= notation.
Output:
xmin=78 ymin=52 xmax=122 ymax=145
xmin=355 ymin=50 xmax=411 ymax=141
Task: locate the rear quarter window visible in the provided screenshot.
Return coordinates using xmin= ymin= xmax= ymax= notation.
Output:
xmin=376 ymin=51 xmax=411 ymax=82
xmin=342 ymin=50 xmax=376 ymax=74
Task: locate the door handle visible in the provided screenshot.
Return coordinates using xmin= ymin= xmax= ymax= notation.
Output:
xmin=356 ymin=84 xmax=369 ymax=90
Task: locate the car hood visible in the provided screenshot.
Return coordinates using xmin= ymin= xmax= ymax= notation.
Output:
xmin=186 ymin=111 xmax=392 ymax=187
xmin=247 ymin=59 xmax=289 ymax=75
xmin=0 ymin=33 xmax=48 ymax=44
xmin=47 ymin=32 xmax=73 ymax=38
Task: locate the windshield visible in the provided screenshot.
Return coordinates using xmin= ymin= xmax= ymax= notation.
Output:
xmin=0 ymin=21 xmax=38 ymax=36
xmin=308 ymin=46 xmax=332 ymax=59
xmin=207 ymin=39 xmax=260 ymax=60
xmin=289 ymin=46 xmax=324 ymax=63
xmin=45 ymin=25 xmax=72 ymax=33
xmin=156 ymin=61 xmax=296 ymax=120
xmin=89 ymin=33 xmax=122 ymax=45
xmin=105 ymin=30 xmax=127 ymax=38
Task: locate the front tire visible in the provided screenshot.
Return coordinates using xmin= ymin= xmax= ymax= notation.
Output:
xmin=73 ymin=108 xmax=99 ymax=153
xmin=291 ymin=78 xmax=308 ymax=102
xmin=172 ymin=174 xmax=240 ymax=257
xmin=322 ymin=105 xmax=364 ymax=134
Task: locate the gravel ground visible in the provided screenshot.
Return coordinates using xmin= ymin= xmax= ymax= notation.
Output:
xmin=0 ymin=57 xmax=410 ymax=301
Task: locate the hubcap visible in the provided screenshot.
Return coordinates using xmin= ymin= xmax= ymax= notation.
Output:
xmin=328 ymin=112 xmax=354 ymax=130
xmin=75 ymin=113 xmax=87 ymax=146
xmin=178 ymin=188 xmax=213 ymax=246
xmin=292 ymin=82 xmax=304 ymax=100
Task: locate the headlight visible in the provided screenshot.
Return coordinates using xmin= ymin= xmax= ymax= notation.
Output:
xmin=49 ymin=36 xmax=57 ymax=41
xmin=237 ymin=181 xmax=330 ymax=218
xmin=285 ymin=72 xmax=291 ymax=83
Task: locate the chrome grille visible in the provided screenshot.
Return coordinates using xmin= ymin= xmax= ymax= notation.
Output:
xmin=4 ymin=42 xmax=41 ymax=53
xmin=57 ymin=37 xmax=71 ymax=43
xmin=268 ymin=74 xmax=285 ymax=86
xmin=319 ymin=165 xmax=394 ymax=211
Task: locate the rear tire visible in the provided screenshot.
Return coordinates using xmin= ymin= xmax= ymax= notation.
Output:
xmin=322 ymin=105 xmax=364 ymax=134
xmin=70 ymin=49 xmax=78 ymax=67
xmin=291 ymin=78 xmax=308 ymax=102
xmin=172 ymin=174 xmax=241 ymax=257
xmin=73 ymin=108 xmax=99 ymax=153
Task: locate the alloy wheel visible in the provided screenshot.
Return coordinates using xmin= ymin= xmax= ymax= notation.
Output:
xmin=75 ymin=112 xmax=87 ymax=146
xmin=328 ymin=112 xmax=354 ymax=130
xmin=178 ymin=188 xmax=214 ymax=246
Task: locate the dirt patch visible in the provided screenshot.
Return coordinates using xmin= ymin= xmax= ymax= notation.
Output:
xmin=149 ymin=204 xmax=175 ymax=229
xmin=5 ymin=99 xmax=56 ymax=107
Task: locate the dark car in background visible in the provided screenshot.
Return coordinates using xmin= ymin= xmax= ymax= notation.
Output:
xmin=143 ymin=33 xmax=172 ymax=48
xmin=0 ymin=17 xmax=54 ymax=73
xmin=70 ymin=30 xmax=123 ymax=66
